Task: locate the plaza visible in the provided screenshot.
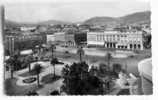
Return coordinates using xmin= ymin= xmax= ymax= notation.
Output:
xmin=1 ymin=3 xmax=152 ymax=95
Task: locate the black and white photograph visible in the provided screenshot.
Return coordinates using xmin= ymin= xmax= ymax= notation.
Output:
xmin=0 ymin=0 xmax=153 ymax=96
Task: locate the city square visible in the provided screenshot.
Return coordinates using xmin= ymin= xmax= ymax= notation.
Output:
xmin=0 ymin=0 xmax=152 ymax=96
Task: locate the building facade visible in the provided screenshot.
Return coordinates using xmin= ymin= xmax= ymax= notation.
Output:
xmin=46 ymin=32 xmax=76 ymax=47
xmin=87 ymin=31 xmax=144 ymax=50
xmin=65 ymin=34 xmax=76 ymax=47
xmin=46 ymin=34 xmax=55 ymax=44
xmin=54 ymin=32 xmax=66 ymax=42
xmin=5 ymin=36 xmax=15 ymax=55
xmin=5 ymin=34 xmax=46 ymax=55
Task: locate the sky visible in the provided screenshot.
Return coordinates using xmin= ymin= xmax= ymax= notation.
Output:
xmin=2 ymin=0 xmax=150 ymax=23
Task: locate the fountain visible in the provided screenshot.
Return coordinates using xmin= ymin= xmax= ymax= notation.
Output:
xmin=23 ymin=77 xmax=37 ymax=83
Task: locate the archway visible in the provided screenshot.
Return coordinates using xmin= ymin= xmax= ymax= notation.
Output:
xmin=138 ymin=44 xmax=141 ymax=49
xmin=130 ymin=44 xmax=133 ymax=49
xmin=134 ymin=44 xmax=137 ymax=49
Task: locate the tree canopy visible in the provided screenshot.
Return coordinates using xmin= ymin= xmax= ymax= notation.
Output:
xmin=61 ymin=62 xmax=103 ymax=95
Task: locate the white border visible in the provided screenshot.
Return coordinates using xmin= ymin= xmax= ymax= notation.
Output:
xmin=0 ymin=0 xmax=157 ymax=100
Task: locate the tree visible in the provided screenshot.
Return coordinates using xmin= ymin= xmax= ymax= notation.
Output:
xmin=25 ymin=54 xmax=34 ymax=72
xmin=33 ymin=64 xmax=43 ymax=87
xmin=112 ymin=63 xmax=122 ymax=76
xmin=89 ymin=65 xmax=98 ymax=76
xmin=124 ymin=62 xmax=128 ymax=73
xmin=51 ymin=44 xmax=56 ymax=58
xmin=26 ymin=91 xmax=38 ymax=96
xmin=35 ymin=44 xmax=43 ymax=57
xmin=6 ymin=57 xmax=15 ymax=79
xmin=106 ymin=52 xmax=112 ymax=70
xmin=6 ymin=55 xmax=19 ymax=78
xmin=50 ymin=58 xmax=58 ymax=77
xmin=99 ymin=63 xmax=108 ymax=75
xmin=61 ymin=62 xmax=102 ymax=95
xmin=77 ymin=46 xmax=85 ymax=62
xmin=143 ymin=34 xmax=151 ymax=49
xmin=50 ymin=90 xmax=60 ymax=95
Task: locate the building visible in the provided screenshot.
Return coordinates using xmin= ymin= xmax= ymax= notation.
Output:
xmin=5 ymin=34 xmax=46 ymax=55
xmin=54 ymin=32 xmax=66 ymax=42
xmin=46 ymin=34 xmax=55 ymax=44
xmin=46 ymin=32 xmax=76 ymax=47
xmin=5 ymin=36 xmax=15 ymax=55
xmin=87 ymin=31 xmax=144 ymax=50
xmin=46 ymin=32 xmax=66 ymax=45
xmin=20 ymin=26 xmax=36 ymax=31
xmin=46 ymin=32 xmax=87 ymax=47
xmin=65 ymin=34 xmax=76 ymax=47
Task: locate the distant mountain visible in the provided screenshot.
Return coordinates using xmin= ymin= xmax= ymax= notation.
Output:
xmin=83 ymin=17 xmax=117 ymax=26
xmin=5 ymin=20 xmax=37 ymax=27
xmin=5 ymin=20 xmax=21 ymax=27
xmin=5 ymin=11 xmax=150 ymax=27
xmin=37 ymin=20 xmax=71 ymax=25
xmin=5 ymin=19 xmax=71 ymax=27
xmin=83 ymin=11 xmax=150 ymax=25
xmin=119 ymin=11 xmax=151 ymax=24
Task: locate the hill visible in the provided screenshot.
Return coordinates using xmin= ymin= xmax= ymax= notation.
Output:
xmin=83 ymin=17 xmax=117 ymax=26
xmin=5 ymin=11 xmax=151 ymax=27
xmin=119 ymin=11 xmax=151 ymax=24
xmin=5 ymin=19 xmax=71 ymax=27
xmin=83 ymin=11 xmax=150 ymax=25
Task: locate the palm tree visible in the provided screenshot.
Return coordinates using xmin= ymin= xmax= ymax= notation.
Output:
xmin=6 ymin=55 xmax=18 ymax=78
xmin=124 ymin=62 xmax=128 ymax=73
xmin=51 ymin=58 xmax=57 ymax=77
xmin=106 ymin=52 xmax=112 ymax=71
xmin=33 ymin=63 xmax=43 ymax=87
xmin=26 ymin=54 xmax=33 ymax=72
xmin=6 ymin=57 xmax=15 ymax=78
xmin=77 ymin=46 xmax=85 ymax=62
xmin=35 ymin=44 xmax=42 ymax=59
xmin=51 ymin=44 xmax=56 ymax=59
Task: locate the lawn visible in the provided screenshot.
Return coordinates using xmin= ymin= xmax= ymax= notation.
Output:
xmin=41 ymin=74 xmax=61 ymax=84
xmin=4 ymin=78 xmax=41 ymax=96
xmin=19 ymin=68 xmax=39 ymax=77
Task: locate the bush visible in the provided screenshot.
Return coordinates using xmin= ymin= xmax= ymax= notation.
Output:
xmin=50 ymin=90 xmax=60 ymax=95
xmin=26 ymin=91 xmax=38 ymax=96
xmin=99 ymin=63 xmax=109 ymax=74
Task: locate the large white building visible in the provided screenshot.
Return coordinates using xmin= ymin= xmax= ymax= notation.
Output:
xmin=87 ymin=31 xmax=144 ymax=50
xmin=46 ymin=32 xmax=75 ymax=46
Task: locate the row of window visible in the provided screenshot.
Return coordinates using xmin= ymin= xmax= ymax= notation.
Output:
xmin=95 ymin=35 xmax=142 ymax=42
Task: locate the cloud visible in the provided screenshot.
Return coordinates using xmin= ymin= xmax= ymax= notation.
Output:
xmin=4 ymin=1 xmax=150 ymax=23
